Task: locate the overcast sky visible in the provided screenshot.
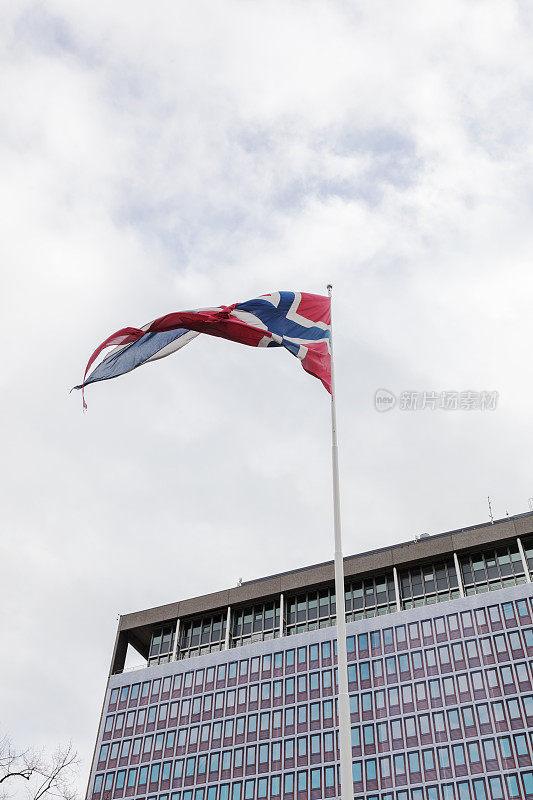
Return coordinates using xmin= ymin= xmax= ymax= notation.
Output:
xmin=2 ymin=0 xmax=533 ymax=795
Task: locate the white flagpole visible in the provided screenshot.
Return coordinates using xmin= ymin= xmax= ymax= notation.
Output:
xmin=327 ymin=284 xmax=353 ymax=800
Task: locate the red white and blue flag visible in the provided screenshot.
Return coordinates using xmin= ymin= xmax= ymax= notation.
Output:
xmin=74 ymin=291 xmax=331 ymax=407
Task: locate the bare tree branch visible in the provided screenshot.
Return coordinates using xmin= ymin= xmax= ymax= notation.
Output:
xmin=0 ymin=737 xmax=79 ymax=800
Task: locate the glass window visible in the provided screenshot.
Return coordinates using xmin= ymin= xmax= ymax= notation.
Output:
xmin=433 ymin=712 xmax=445 ymax=732
xmin=448 ymin=709 xmax=461 ymax=731
xmin=366 ymin=759 xmax=377 ymax=779
xmin=467 ymin=742 xmax=480 ymax=763
xmin=508 ymin=698 xmax=521 ymax=721
xmin=408 ymin=752 xmax=420 ymax=772
xmin=178 ymin=614 xmax=227 ymax=659
xmin=363 ymin=725 xmax=374 ymax=745
xmin=505 ymin=775 xmax=520 ymax=799
xmin=393 ymin=754 xmax=405 ymax=775
xmin=380 ymin=757 xmax=391 ymax=778
xmin=222 ymin=752 xmax=231 ymax=771
xmin=346 ymin=574 xmax=396 ymax=621
xmin=138 ymin=766 xmax=148 ymax=787
xmin=521 ymin=772 xmax=533 ymax=798
xmin=400 ymin=561 xmax=459 ymax=608
xmin=419 ymin=715 xmax=430 ymax=735
xmin=452 ymin=745 xmax=465 ymax=766
xmin=524 ymin=694 xmax=533 ymax=717
xmin=483 ymin=740 xmax=496 ymax=761
xmin=391 ymin=720 xmax=402 ymax=740
xmin=460 ymin=543 xmax=525 ymax=596
xmin=492 ymin=701 xmax=505 ymax=722
xmin=457 ymin=783 xmax=470 ymax=800
xmin=477 ymin=704 xmax=490 ymax=726
xmin=499 ymin=738 xmax=512 ymax=758
xmin=488 ymin=777 xmax=503 ymax=800
xmin=377 ymin=723 xmax=388 ymax=743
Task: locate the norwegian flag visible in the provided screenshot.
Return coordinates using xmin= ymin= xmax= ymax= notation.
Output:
xmin=74 ymin=291 xmax=331 ymax=408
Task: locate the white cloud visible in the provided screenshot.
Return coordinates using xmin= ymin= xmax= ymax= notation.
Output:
xmin=2 ymin=1 xmax=533 ymax=794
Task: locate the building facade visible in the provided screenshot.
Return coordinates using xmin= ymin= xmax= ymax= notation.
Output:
xmin=88 ymin=514 xmax=533 ymax=800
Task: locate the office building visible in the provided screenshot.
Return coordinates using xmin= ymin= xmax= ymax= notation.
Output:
xmin=88 ymin=512 xmax=533 ymax=800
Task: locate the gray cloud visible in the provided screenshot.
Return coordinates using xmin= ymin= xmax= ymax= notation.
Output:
xmin=2 ymin=1 xmax=533 ymax=795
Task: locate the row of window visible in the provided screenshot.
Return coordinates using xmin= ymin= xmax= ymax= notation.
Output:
xmin=351 ymin=644 xmax=533 ymax=688
xmin=150 ymin=641 xmax=337 ymax=677
xmin=97 ymin=726 xmax=533 ymax=776
xmin=345 ymin=698 xmax=533 ymax=747
xmin=103 ymin=693 xmax=533 ymax=751
xmin=137 ymin=597 xmax=533 ymax=702
xmin=98 ymin=730 xmax=338 ymax=773
xmin=286 ymin=575 xmax=399 ymax=635
xmin=399 ymin=561 xmax=459 ymax=608
xmin=232 ymin=603 xmax=280 ymax=649
xmin=115 ymin=644 xmax=339 ymax=710
xmin=460 ymin=545 xmax=528 ymax=594
xmin=347 ymin=602 xmax=533 ymax=656
xmin=103 ymin=695 xmax=533 ymax=752
xmin=104 ymin=699 xmax=337 ymax=743
xmin=179 ymin=615 xmax=228 ymax=658
xmin=107 ymin=654 xmax=533 ymax=735
xmin=146 ymin=543 xmax=533 ymax=664
xmin=93 ymin=767 xmax=533 ymax=800
xmin=348 ymin=661 xmax=533 ymax=716
xmin=94 ymin=765 xmax=340 ymax=799
xmin=344 ymin=634 xmax=533 ymax=689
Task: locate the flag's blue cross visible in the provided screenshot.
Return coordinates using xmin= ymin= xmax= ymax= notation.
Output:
xmin=237 ymin=292 xmax=331 ymax=351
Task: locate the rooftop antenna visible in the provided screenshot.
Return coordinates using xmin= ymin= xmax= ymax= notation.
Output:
xmin=488 ymin=496 xmax=494 ymax=524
